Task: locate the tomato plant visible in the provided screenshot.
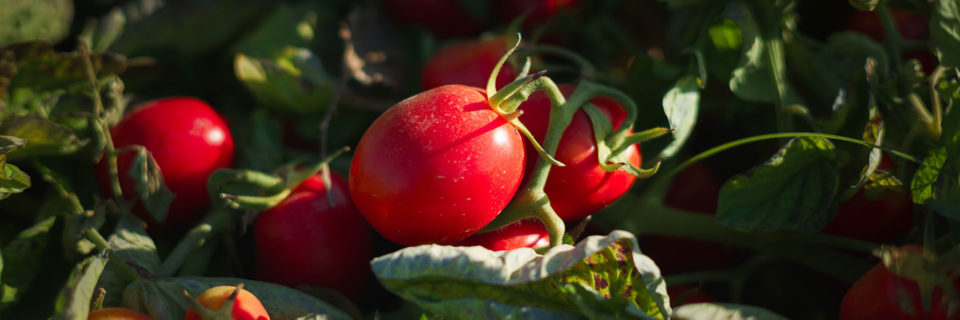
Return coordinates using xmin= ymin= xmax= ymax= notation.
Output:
xmin=184 ymin=285 xmax=270 ymax=320
xmin=455 ymin=220 xmax=549 ymax=251
xmin=839 ymin=246 xmax=959 ymax=320
xmin=99 ymin=97 xmax=235 ymax=229
xmin=421 ymin=37 xmax=517 ymax=90
xmin=846 ymin=7 xmax=934 ymax=71
xmin=638 ymin=162 xmax=742 ymax=274
xmin=349 ymin=85 xmax=525 ymax=245
xmin=516 ymin=84 xmax=640 ymax=221
xmin=87 ymin=308 xmax=152 ymax=320
xmin=383 ymin=0 xmax=484 ymax=38
xmin=821 ymin=155 xmax=914 ymax=242
xmin=254 ymin=171 xmax=372 ymax=299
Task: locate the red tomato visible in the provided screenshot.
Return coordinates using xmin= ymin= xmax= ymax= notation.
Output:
xmin=494 ymin=0 xmax=579 ymax=26
xmin=383 ymin=0 xmax=484 ymax=38
xmin=839 ymin=246 xmax=958 ymax=320
xmin=254 ymin=171 xmax=372 ymax=299
xmin=88 ymin=308 xmax=152 ymax=320
xmin=516 ymin=84 xmax=640 ymax=221
xmin=349 ymin=85 xmax=525 ymax=245
xmin=99 ymin=97 xmax=235 ymax=229
xmin=822 ymin=154 xmax=914 ymax=242
xmin=638 ymin=162 xmax=742 ymax=274
xmin=184 ymin=285 xmax=270 ymax=320
xmin=455 ymin=220 xmax=549 ymax=251
xmin=667 ymin=284 xmax=716 ymax=306
xmin=847 ymin=8 xmax=934 ymax=72
xmin=421 ymin=37 xmax=517 ymax=90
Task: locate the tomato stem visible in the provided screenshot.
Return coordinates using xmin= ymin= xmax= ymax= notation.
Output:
xmin=84 ymin=228 xmax=141 ymax=283
xmin=78 ymin=43 xmax=124 ymax=200
xmin=158 ymin=207 xmax=233 ymax=276
xmin=518 ymin=44 xmax=597 ymax=80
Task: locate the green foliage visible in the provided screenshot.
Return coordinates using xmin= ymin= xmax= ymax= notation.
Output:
xmin=0 ymin=216 xmax=56 ymax=311
xmin=52 ymin=253 xmax=108 ymax=320
xmin=0 ymin=0 xmax=73 ymax=46
xmin=931 ymin=0 xmax=960 ymax=67
xmin=127 ymin=147 xmax=174 ymax=223
xmin=234 ymin=48 xmax=333 ymax=115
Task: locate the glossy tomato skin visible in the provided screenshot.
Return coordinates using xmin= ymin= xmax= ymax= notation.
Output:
xmin=349 ymin=85 xmax=525 ymax=245
xmin=494 ymin=0 xmax=579 ymax=25
xmin=87 ymin=308 xmax=152 ymax=320
xmin=101 ymin=97 xmax=235 ymax=230
xmin=822 ymin=155 xmax=914 ymax=242
xmin=421 ymin=37 xmax=517 ymax=90
xmin=847 ymin=8 xmax=934 ymax=72
xmin=383 ymin=0 xmax=483 ymax=38
xmin=455 ymin=220 xmax=549 ymax=251
xmin=184 ymin=286 xmax=270 ymax=320
xmin=840 ymin=246 xmax=958 ymax=320
xmin=516 ymin=84 xmax=640 ymax=221
xmin=254 ymin=172 xmax=372 ymax=300
xmin=638 ymin=162 xmax=742 ymax=275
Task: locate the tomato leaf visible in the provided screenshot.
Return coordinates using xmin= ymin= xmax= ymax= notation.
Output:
xmin=0 ymin=41 xmax=125 ymax=111
xmin=234 ymin=48 xmax=333 ymax=115
xmin=107 ymin=0 xmax=270 ymax=60
xmin=3 ymin=115 xmax=86 ymax=160
xmin=0 ymin=216 xmax=56 ymax=310
xmin=230 ymin=3 xmax=335 ymax=58
xmin=108 ymin=216 xmax=160 ymax=275
xmin=725 ymin=2 xmax=783 ymax=104
xmin=0 ymin=0 xmax=73 ymax=46
xmin=128 ymin=147 xmax=174 ymax=223
xmin=122 ymin=277 xmax=353 ymax=319
xmin=911 ymin=147 xmax=947 ymax=205
xmin=672 ymin=303 xmax=788 ymax=320
xmin=52 ymin=252 xmax=108 ymax=320
xmin=371 ymin=230 xmax=671 ymax=319
xmin=931 ymin=0 xmax=960 ymax=67
xmin=0 ymin=163 xmax=30 ymax=202
xmin=716 ymin=137 xmax=841 ymax=232
xmin=659 ymin=75 xmax=700 ymax=160
xmin=236 ymin=109 xmax=283 ymax=172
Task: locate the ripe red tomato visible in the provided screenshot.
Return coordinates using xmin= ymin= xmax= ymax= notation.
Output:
xmin=421 ymin=37 xmax=517 ymax=90
xmin=184 ymin=285 xmax=270 ymax=320
xmin=99 ymin=97 xmax=235 ymax=229
xmin=254 ymin=171 xmax=372 ymax=299
xmin=88 ymin=308 xmax=152 ymax=320
xmin=383 ymin=0 xmax=484 ymax=38
xmin=839 ymin=246 xmax=958 ymax=320
xmin=455 ymin=220 xmax=549 ymax=251
xmin=349 ymin=85 xmax=525 ymax=245
xmin=516 ymin=84 xmax=640 ymax=221
xmin=847 ymin=8 xmax=934 ymax=72
xmin=822 ymin=154 xmax=914 ymax=242
xmin=494 ymin=0 xmax=579 ymax=26
xmin=637 ymin=162 xmax=742 ymax=274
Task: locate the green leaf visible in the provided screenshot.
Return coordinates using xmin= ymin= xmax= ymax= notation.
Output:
xmin=911 ymin=147 xmax=947 ymax=204
xmin=0 ymin=216 xmax=55 ymax=310
xmin=237 ymin=109 xmax=283 ymax=172
xmin=128 ymin=147 xmax=174 ymax=223
xmin=3 ymin=115 xmax=86 ymax=159
xmin=862 ymin=169 xmax=906 ymax=201
xmin=230 ymin=3 xmax=335 ymax=58
xmin=0 ymin=41 xmax=126 ymax=111
xmin=726 ymin=3 xmax=782 ymax=103
xmin=0 ymin=136 xmax=26 ymax=156
xmin=79 ymin=7 xmax=126 ymax=52
xmin=659 ymin=76 xmax=700 ymax=160
xmin=0 ymin=0 xmax=73 ymax=46
xmin=372 ymin=230 xmax=671 ymax=319
xmin=108 ymin=0 xmax=271 ymax=60
xmin=931 ymin=0 xmax=960 ymax=67
xmin=122 ymin=277 xmax=353 ymax=319
xmin=0 ymin=163 xmax=31 ymax=201
xmin=708 ymin=19 xmax=743 ymax=51
xmin=673 ymin=303 xmax=788 ymax=320
xmin=52 ymin=252 xmax=108 ymax=320
xmin=234 ymin=48 xmax=333 ymax=115
xmin=108 ymin=216 xmax=161 ymax=275
xmin=717 ymin=137 xmax=842 ymax=232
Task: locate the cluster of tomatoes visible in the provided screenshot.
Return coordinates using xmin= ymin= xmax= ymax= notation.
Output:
xmin=90 ymin=285 xmax=269 ymax=320
xmin=84 ymin=1 xmax=956 ymax=319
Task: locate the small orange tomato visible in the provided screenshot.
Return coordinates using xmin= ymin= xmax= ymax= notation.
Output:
xmin=184 ymin=285 xmax=270 ymax=320
xmin=87 ymin=308 xmax=152 ymax=320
